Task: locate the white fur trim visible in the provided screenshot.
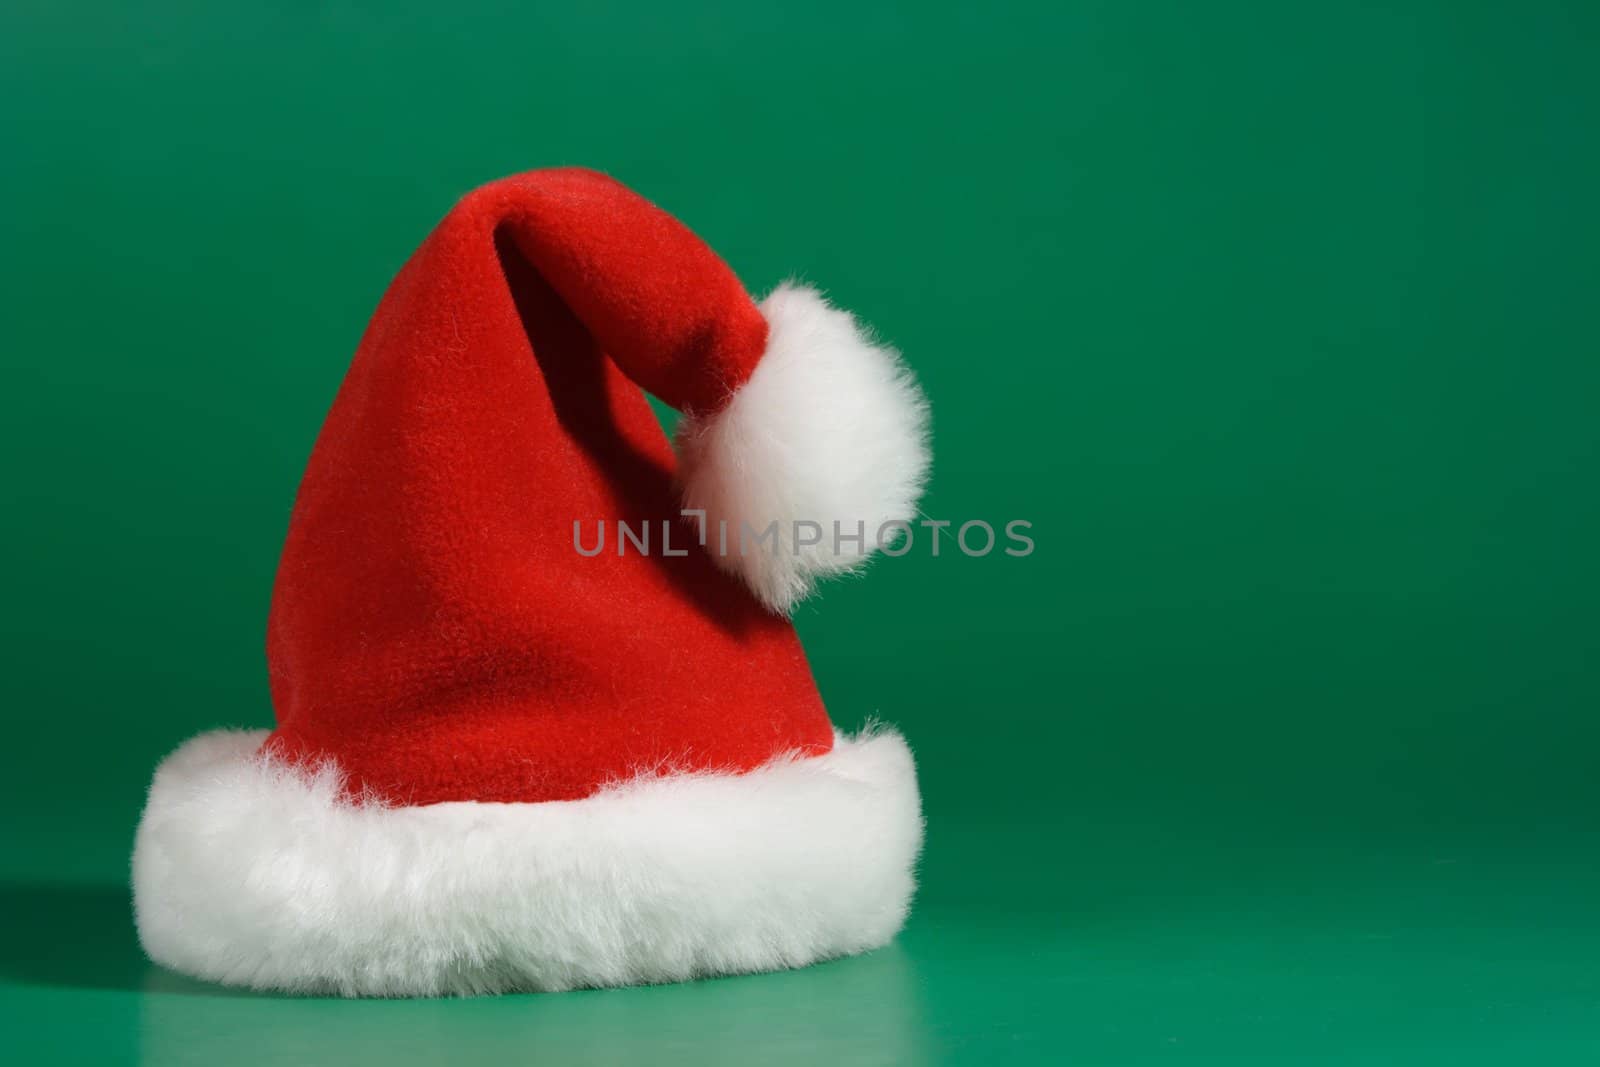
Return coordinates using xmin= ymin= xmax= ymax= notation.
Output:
xmin=132 ymin=727 xmax=921 ymax=997
xmin=676 ymin=283 xmax=931 ymax=614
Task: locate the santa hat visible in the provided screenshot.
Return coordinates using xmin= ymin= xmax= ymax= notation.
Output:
xmin=131 ymin=168 xmax=931 ymax=996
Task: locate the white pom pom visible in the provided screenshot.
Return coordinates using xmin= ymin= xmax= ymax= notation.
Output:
xmin=675 ymin=283 xmax=931 ymax=614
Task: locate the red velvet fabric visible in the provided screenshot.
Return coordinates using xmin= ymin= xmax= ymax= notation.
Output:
xmin=265 ymin=169 xmax=832 ymax=806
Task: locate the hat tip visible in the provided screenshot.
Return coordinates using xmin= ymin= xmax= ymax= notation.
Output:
xmin=675 ymin=283 xmax=932 ymax=613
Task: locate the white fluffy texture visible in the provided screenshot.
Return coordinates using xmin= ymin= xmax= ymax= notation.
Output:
xmin=132 ymin=727 xmax=921 ymax=997
xmin=675 ymin=283 xmax=931 ymax=614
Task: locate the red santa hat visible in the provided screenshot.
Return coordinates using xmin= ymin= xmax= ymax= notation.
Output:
xmin=131 ymin=168 xmax=931 ymax=996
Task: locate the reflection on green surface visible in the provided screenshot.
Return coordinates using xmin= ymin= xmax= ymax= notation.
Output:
xmin=133 ymin=945 xmax=927 ymax=1066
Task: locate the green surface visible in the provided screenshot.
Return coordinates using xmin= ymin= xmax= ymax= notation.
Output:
xmin=3 ymin=1 xmax=1598 ymax=1063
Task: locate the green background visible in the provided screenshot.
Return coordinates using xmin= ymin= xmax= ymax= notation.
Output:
xmin=3 ymin=1 xmax=1598 ymax=1062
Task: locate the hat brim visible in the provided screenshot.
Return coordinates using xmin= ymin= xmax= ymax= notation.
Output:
xmin=132 ymin=726 xmax=921 ymax=996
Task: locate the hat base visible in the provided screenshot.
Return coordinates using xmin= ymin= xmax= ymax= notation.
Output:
xmin=132 ymin=726 xmax=920 ymax=996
